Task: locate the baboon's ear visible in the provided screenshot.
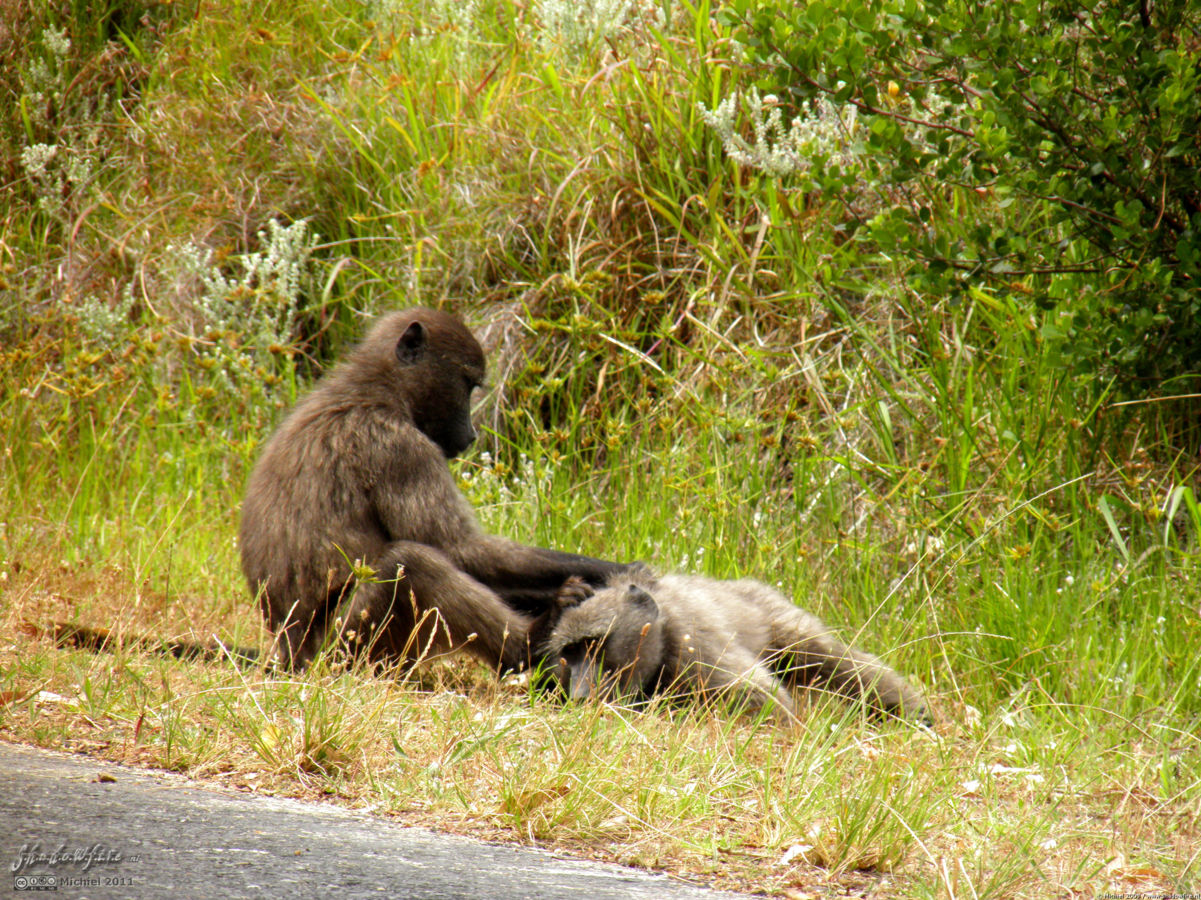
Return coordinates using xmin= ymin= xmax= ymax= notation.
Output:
xmin=626 ymin=585 xmax=658 ymax=619
xmin=395 ymin=321 xmax=426 ymax=364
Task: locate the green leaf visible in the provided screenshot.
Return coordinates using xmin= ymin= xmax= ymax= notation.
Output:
xmin=1097 ymin=496 xmax=1130 ymax=565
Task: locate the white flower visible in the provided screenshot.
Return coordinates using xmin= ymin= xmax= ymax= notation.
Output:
xmin=20 ymin=143 xmax=58 ymax=179
xmin=698 ymin=88 xmax=860 ymax=178
xmin=44 ymin=25 xmax=71 ymax=59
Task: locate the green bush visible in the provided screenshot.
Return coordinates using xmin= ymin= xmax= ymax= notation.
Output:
xmin=717 ymin=0 xmax=1201 ymax=396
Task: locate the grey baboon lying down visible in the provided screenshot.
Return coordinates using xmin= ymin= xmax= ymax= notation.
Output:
xmin=543 ymin=570 xmax=928 ymax=721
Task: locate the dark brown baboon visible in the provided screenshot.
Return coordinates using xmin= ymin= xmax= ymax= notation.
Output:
xmin=239 ymin=307 xmax=626 ymax=671
xmin=543 ymin=570 xmax=929 ymax=721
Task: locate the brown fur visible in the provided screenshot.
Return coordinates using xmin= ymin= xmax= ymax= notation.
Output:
xmin=239 ymin=307 xmax=625 ymax=670
xmin=544 ymin=570 xmax=929 ymax=721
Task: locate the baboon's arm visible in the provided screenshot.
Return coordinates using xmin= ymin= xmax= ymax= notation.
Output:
xmin=364 ymin=423 xmax=625 ymax=616
xmin=689 ymin=651 xmax=798 ymax=721
xmin=454 ymin=535 xmax=628 ymax=614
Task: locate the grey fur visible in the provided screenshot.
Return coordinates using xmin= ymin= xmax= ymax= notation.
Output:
xmin=544 ymin=571 xmax=928 ymax=721
xmin=239 ymin=307 xmax=625 ymax=670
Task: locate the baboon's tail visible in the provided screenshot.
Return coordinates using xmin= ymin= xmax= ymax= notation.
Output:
xmin=30 ymin=622 xmax=263 ymax=669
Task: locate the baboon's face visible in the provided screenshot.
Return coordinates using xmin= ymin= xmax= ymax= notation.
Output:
xmin=413 ymin=362 xmax=481 ymax=459
xmin=391 ymin=314 xmax=486 ymax=459
xmin=549 ymin=584 xmax=663 ymax=702
xmin=554 ymin=634 xmax=629 ymax=703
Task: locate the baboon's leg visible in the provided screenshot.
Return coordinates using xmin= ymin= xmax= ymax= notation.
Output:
xmin=339 ymin=541 xmax=535 ymax=671
xmin=772 ymin=608 xmax=927 ymax=719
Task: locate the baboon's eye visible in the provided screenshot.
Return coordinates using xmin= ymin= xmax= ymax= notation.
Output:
xmin=561 ymin=640 xmax=601 ymax=663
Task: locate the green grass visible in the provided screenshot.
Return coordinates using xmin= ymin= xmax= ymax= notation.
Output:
xmin=1 ymin=0 xmax=1199 ymax=896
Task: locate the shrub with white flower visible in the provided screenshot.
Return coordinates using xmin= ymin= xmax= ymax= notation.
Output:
xmin=167 ymin=219 xmax=319 ymax=401
xmin=699 ymin=88 xmax=860 ymax=178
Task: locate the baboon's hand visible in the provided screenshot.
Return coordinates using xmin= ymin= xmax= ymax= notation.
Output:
xmin=555 ymin=576 xmax=594 ymax=611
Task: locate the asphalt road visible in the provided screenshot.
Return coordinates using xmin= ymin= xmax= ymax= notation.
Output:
xmin=0 ymin=742 xmax=751 ymax=899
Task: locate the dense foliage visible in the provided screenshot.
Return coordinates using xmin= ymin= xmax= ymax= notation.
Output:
xmin=721 ymin=0 xmax=1201 ymax=395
